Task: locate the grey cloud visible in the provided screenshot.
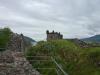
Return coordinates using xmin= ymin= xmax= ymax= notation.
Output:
xmin=0 ymin=0 xmax=100 ymax=40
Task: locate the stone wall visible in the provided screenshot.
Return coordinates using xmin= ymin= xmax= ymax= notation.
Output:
xmin=46 ymin=30 xmax=63 ymax=41
xmin=0 ymin=51 xmax=41 ymax=75
xmin=7 ymin=33 xmax=24 ymax=52
xmin=0 ymin=33 xmax=41 ymax=75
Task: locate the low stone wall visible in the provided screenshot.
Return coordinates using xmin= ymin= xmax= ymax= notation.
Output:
xmin=0 ymin=51 xmax=41 ymax=75
xmin=0 ymin=51 xmax=14 ymax=63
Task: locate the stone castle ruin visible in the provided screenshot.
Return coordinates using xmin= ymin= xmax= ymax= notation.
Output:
xmin=46 ymin=30 xmax=90 ymax=48
xmin=46 ymin=30 xmax=63 ymax=41
xmin=7 ymin=33 xmax=28 ymax=52
xmin=0 ymin=33 xmax=40 ymax=75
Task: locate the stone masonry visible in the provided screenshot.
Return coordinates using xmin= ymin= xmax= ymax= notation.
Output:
xmin=46 ymin=30 xmax=63 ymax=41
xmin=0 ymin=33 xmax=41 ymax=75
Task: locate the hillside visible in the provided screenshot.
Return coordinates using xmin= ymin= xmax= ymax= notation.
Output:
xmin=24 ymin=36 xmax=36 ymax=45
xmin=26 ymin=40 xmax=100 ymax=75
xmin=82 ymin=35 xmax=100 ymax=43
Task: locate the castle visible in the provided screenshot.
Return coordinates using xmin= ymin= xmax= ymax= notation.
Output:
xmin=46 ymin=30 xmax=63 ymax=41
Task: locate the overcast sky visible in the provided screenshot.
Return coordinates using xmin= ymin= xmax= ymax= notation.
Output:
xmin=0 ymin=0 xmax=100 ymax=41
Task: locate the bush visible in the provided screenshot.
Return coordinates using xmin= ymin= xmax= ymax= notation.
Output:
xmin=0 ymin=27 xmax=12 ymax=50
xmin=26 ymin=40 xmax=100 ymax=75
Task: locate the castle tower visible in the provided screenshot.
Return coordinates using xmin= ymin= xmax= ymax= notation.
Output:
xmin=46 ymin=30 xmax=63 ymax=41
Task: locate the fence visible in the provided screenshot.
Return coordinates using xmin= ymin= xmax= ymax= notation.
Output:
xmin=26 ymin=56 xmax=68 ymax=75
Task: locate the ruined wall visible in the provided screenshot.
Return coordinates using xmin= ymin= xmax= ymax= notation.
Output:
xmin=7 ymin=33 xmax=22 ymax=52
xmin=46 ymin=30 xmax=63 ymax=41
xmin=0 ymin=33 xmax=41 ymax=75
xmin=0 ymin=51 xmax=41 ymax=75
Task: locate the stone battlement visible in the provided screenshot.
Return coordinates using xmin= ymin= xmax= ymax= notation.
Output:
xmin=46 ymin=30 xmax=63 ymax=41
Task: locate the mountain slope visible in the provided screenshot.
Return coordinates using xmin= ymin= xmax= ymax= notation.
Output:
xmin=82 ymin=35 xmax=100 ymax=43
xmin=24 ymin=36 xmax=36 ymax=45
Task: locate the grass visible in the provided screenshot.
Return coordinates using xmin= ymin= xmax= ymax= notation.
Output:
xmin=26 ymin=40 xmax=100 ymax=75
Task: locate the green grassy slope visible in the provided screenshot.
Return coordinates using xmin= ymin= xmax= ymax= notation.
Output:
xmin=26 ymin=40 xmax=100 ymax=75
xmin=0 ymin=28 xmax=12 ymax=49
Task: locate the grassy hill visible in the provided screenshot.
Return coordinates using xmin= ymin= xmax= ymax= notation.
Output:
xmin=26 ymin=40 xmax=100 ymax=75
xmin=0 ymin=28 xmax=12 ymax=49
